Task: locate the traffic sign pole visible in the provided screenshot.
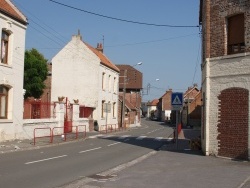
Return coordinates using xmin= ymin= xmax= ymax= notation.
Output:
xmin=171 ymin=92 xmax=183 ymax=150
xmin=176 ymin=111 xmax=178 ymax=149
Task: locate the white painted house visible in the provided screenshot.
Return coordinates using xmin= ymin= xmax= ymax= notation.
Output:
xmin=51 ymin=33 xmax=119 ymax=131
xmin=0 ymin=0 xmax=27 ymax=141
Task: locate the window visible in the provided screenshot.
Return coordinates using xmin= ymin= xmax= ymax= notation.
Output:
xmin=228 ymin=14 xmax=245 ymax=54
xmin=113 ymin=102 xmax=116 ymax=118
xmin=113 ymin=77 xmax=116 ymax=93
xmin=101 ymin=100 xmax=105 ymax=118
xmin=108 ymin=75 xmax=111 ymax=92
xmin=102 ymin=72 xmax=105 ymax=90
xmin=0 ymin=85 xmax=8 ymax=119
xmin=1 ymin=30 xmax=9 ymax=64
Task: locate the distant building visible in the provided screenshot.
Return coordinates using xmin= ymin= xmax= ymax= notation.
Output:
xmin=147 ymin=99 xmax=159 ymax=119
xmin=157 ymin=89 xmax=172 ymax=122
xmin=200 ymin=0 xmax=250 ymax=160
xmin=116 ymin=64 xmax=143 ymax=127
xmin=181 ymin=85 xmax=200 ymax=127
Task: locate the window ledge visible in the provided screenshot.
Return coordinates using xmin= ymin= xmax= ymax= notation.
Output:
xmin=0 ymin=63 xmax=12 ymax=68
xmin=209 ymin=52 xmax=250 ymax=61
xmin=0 ymin=119 xmax=13 ymax=123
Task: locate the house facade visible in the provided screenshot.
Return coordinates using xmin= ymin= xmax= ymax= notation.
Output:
xmin=116 ymin=64 xmax=143 ymax=127
xmin=200 ymin=0 xmax=250 ymax=160
xmin=51 ymin=33 xmax=119 ymax=131
xmin=147 ymin=99 xmax=159 ymax=119
xmin=181 ymin=85 xmax=200 ymax=127
xmin=0 ymin=0 xmax=27 ymax=141
xmin=157 ymin=89 xmax=172 ymax=122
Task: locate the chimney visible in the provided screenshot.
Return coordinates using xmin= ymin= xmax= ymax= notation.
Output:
xmin=96 ymin=43 xmax=103 ymax=53
xmin=72 ymin=29 xmax=82 ymax=41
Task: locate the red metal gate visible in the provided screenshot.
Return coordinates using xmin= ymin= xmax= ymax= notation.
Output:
xmin=64 ymin=97 xmax=73 ymax=133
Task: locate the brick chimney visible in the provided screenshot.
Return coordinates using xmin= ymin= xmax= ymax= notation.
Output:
xmin=96 ymin=43 xmax=103 ymax=53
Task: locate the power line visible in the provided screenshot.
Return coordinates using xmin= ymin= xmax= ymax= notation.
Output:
xmin=48 ymin=0 xmax=199 ymax=28
xmin=106 ymin=33 xmax=199 ymax=48
xmin=191 ymin=33 xmax=201 ymax=85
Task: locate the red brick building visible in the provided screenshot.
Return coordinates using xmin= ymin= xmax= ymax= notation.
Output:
xmin=116 ymin=65 xmax=143 ymax=127
xmin=200 ymin=0 xmax=250 ymax=160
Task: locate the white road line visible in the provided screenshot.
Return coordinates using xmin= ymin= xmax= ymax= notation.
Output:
xmin=79 ymin=147 xmax=102 ymax=153
xmin=101 ymin=135 xmax=113 ymax=138
xmin=107 ymin=142 xmax=121 ymax=147
xmin=155 ymin=137 xmax=163 ymax=141
xmin=147 ymin=128 xmax=165 ymax=134
xmin=118 ymin=135 xmax=131 ymax=139
xmin=136 ymin=136 xmax=147 ymax=140
xmin=25 ymin=155 xmax=67 ymax=165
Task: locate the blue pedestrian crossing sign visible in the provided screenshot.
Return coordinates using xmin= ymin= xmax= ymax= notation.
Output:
xmin=171 ymin=92 xmax=183 ymax=110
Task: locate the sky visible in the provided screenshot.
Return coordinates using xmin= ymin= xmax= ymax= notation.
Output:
xmin=14 ymin=0 xmax=201 ymax=102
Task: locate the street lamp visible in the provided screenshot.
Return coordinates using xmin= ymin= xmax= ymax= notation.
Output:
xmin=121 ymin=62 xmax=142 ymax=128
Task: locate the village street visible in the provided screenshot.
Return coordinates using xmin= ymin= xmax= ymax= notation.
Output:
xmin=0 ymin=119 xmax=173 ymax=188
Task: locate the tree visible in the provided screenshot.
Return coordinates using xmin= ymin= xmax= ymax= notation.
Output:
xmin=24 ymin=48 xmax=48 ymax=99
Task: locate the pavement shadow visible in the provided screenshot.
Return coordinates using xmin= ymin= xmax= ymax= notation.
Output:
xmin=99 ymin=135 xmax=203 ymax=156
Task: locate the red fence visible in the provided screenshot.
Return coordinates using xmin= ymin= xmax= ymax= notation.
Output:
xmin=33 ymin=125 xmax=87 ymax=145
xmin=99 ymin=124 xmax=126 ymax=134
xmin=24 ymin=101 xmax=56 ymax=119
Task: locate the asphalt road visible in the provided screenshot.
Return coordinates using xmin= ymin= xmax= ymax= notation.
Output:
xmin=0 ymin=119 xmax=173 ymax=188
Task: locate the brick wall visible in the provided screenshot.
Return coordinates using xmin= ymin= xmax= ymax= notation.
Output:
xmin=201 ymin=0 xmax=250 ymax=59
xmin=217 ymin=88 xmax=248 ymax=160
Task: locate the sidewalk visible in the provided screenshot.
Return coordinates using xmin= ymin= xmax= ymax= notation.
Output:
xmin=57 ymin=129 xmax=250 ymax=188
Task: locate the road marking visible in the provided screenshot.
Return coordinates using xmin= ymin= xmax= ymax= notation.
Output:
xmin=119 ymin=135 xmax=131 ymax=139
xmin=155 ymin=137 xmax=163 ymax=141
xmin=89 ymin=134 xmax=103 ymax=139
xmin=107 ymin=142 xmax=121 ymax=147
xmin=136 ymin=136 xmax=147 ymax=140
xmin=100 ymin=135 xmax=113 ymax=138
xmin=147 ymin=128 xmax=165 ymax=134
xmin=79 ymin=147 xmax=102 ymax=153
xmin=25 ymin=155 xmax=67 ymax=165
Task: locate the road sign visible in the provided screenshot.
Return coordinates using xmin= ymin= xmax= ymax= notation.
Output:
xmin=171 ymin=92 xmax=183 ymax=110
xmin=104 ymin=103 xmax=111 ymax=113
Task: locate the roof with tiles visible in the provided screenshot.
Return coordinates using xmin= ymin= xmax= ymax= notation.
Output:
xmin=184 ymin=85 xmax=200 ymax=99
xmin=116 ymin=64 xmax=142 ymax=90
xmin=0 ymin=0 xmax=27 ymax=25
xmin=147 ymin=99 xmax=159 ymax=106
xmin=159 ymin=89 xmax=172 ymax=99
xmin=118 ymin=95 xmax=136 ymax=111
xmin=85 ymin=42 xmax=120 ymax=73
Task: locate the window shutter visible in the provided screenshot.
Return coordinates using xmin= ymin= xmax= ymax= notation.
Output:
xmin=228 ymin=14 xmax=244 ymax=45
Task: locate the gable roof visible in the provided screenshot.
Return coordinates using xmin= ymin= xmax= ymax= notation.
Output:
xmin=85 ymin=42 xmax=120 ymax=73
xmin=184 ymin=86 xmax=200 ymax=99
xmin=159 ymin=89 xmax=172 ymax=99
xmin=0 ymin=0 xmax=27 ymax=25
xmin=147 ymin=99 xmax=159 ymax=106
xmin=118 ymin=95 xmax=136 ymax=111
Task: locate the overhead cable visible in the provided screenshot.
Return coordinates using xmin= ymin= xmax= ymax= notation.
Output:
xmin=48 ymin=0 xmax=199 ymax=28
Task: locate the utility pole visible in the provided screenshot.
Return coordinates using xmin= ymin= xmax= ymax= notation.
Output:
xmin=122 ymin=69 xmax=127 ymax=128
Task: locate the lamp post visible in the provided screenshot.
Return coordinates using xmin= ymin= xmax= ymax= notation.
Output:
xmin=121 ymin=62 xmax=142 ymax=128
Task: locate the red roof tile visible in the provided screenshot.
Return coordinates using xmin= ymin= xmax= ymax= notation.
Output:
xmin=147 ymin=99 xmax=159 ymax=106
xmin=85 ymin=42 xmax=119 ymax=73
xmin=0 ymin=0 xmax=27 ymax=24
xmin=118 ymin=95 xmax=136 ymax=110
